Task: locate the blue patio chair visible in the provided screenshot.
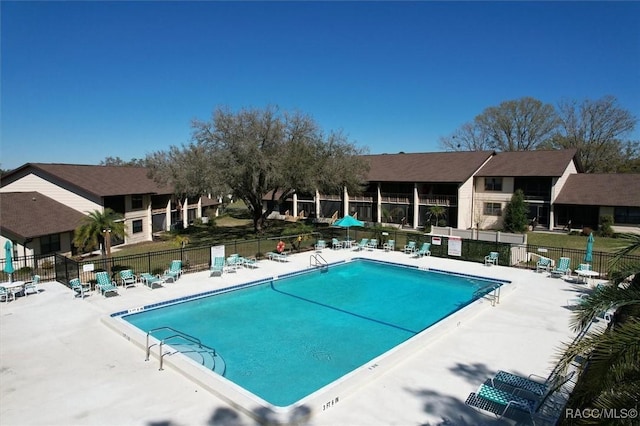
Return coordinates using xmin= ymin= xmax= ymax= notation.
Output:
xmin=0 ymin=286 xmax=15 ymax=303
xmin=140 ymin=273 xmax=164 ymax=289
xmin=315 ymin=240 xmax=327 ymax=251
xmin=383 ymin=240 xmax=395 ymax=252
xmin=164 ymin=260 xmax=183 ymax=281
xmin=367 ymin=239 xmax=378 ymax=250
xmin=354 ymin=239 xmax=369 ymax=251
xmin=414 ymin=243 xmax=431 ymax=257
xmin=536 ymin=257 xmax=553 ymax=273
xmin=331 ymin=238 xmax=343 ymax=249
xmin=95 ymin=271 xmax=119 ymax=297
xmin=485 ymin=252 xmax=499 ymax=266
xmin=403 ymin=241 xmax=416 ymax=254
xmin=550 ymin=257 xmax=571 ymax=278
xmin=70 ymin=278 xmax=91 ymax=299
xmin=465 ymin=383 xmax=555 ymax=423
xmin=210 ymin=257 xmax=225 ymax=277
xmin=119 ymin=269 xmax=137 ymax=288
xmin=24 ymin=274 xmax=41 ymax=296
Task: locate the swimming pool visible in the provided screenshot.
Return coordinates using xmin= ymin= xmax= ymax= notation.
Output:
xmin=107 ymin=259 xmax=506 ymax=422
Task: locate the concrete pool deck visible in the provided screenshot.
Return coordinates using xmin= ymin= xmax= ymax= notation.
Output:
xmin=0 ymin=248 xmax=604 ymax=425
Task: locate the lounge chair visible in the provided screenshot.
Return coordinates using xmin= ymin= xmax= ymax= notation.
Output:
xmin=485 ymin=251 xmax=499 ymax=266
xmin=164 ymin=260 xmax=183 ymax=281
xmin=24 ymin=274 xmax=41 ymax=296
xmin=465 ymin=383 xmax=549 ymax=422
xmin=490 ymin=370 xmax=575 ymax=399
xmin=242 ymin=257 xmax=258 ymax=268
xmin=0 ymin=286 xmax=15 ymax=303
xmin=119 ymin=269 xmax=137 ymax=288
xmin=95 ymin=271 xmax=119 ymax=297
xmin=354 ymin=239 xmax=369 ymax=251
xmin=414 ymin=243 xmax=431 ymax=257
xmin=225 ymin=254 xmax=243 ymax=271
xmin=140 ymin=273 xmax=164 ymax=289
xmin=383 ymin=240 xmax=395 ymax=252
xmin=367 ymin=239 xmax=378 ymax=250
xmin=210 ymin=257 xmax=225 ymax=277
xmin=70 ymin=278 xmax=91 ymax=299
xmin=267 ymin=252 xmax=288 ymax=262
xmin=536 ymin=257 xmax=553 ymax=273
xmin=331 ymin=238 xmax=343 ymax=250
xmin=315 ymin=240 xmax=327 ymax=251
xmin=403 ymin=241 xmax=416 ymax=254
xmin=550 ymin=257 xmax=571 ymax=278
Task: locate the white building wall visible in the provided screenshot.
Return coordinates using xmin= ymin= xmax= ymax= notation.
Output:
xmin=0 ymin=174 xmax=101 ymax=213
xmin=123 ymin=194 xmax=152 ymax=245
xmin=457 ymin=178 xmax=474 ymax=229
xmin=474 ymin=177 xmax=514 ymax=229
xmin=549 ymin=161 xmax=579 ymax=229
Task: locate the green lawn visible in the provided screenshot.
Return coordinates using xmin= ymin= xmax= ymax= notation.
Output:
xmin=527 ymin=231 xmax=633 ymax=253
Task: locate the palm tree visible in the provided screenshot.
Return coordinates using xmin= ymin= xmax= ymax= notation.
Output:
xmin=427 ymin=205 xmax=447 ymax=227
xmin=556 ymin=233 xmax=640 ymax=425
xmin=73 ymin=208 xmax=127 ymax=258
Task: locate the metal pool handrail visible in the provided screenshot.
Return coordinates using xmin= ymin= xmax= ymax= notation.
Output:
xmin=145 ymin=326 xmax=219 ymax=371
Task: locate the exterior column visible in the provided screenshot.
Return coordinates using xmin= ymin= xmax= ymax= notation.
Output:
xmin=315 ymin=190 xmax=321 ymax=218
xmin=146 ymin=196 xmax=152 ymax=241
xmin=413 ymin=184 xmax=419 ymax=229
xmin=197 ymin=197 xmax=202 ymax=219
xmin=343 ymin=186 xmax=349 ymax=217
xmin=165 ymin=199 xmax=171 ymax=231
xmin=376 ymin=183 xmax=382 ymax=224
xmin=293 ymin=192 xmax=298 ymax=217
xmin=182 ymin=198 xmax=188 ymax=229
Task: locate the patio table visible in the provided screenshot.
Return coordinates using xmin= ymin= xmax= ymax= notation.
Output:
xmin=575 ymin=269 xmax=599 ymax=285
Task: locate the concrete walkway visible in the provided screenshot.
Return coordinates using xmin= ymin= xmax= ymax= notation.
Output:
xmin=0 ymin=248 xmax=600 ymax=426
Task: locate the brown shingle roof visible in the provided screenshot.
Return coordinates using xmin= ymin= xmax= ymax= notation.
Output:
xmin=1 ymin=163 xmax=173 ymax=197
xmin=364 ymin=151 xmax=494 ymax=182
xmin=0 ymin=192 xmax=87 ymax=239
xmin=555 ymin=174 xmax=640 ymax=207
xmin=475 ymin=149 xmax=578 ymax=177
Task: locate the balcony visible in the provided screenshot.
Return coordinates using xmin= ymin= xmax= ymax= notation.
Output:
xmin=380 ymin=193 xmax=411 ymax=203
xmin=419 ymin=195 xmax=457 ymax=207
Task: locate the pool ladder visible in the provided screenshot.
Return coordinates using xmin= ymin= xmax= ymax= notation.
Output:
xmin=310 ymin=253 xmax=328 ymax=270
xmin=145 ymin=326 xmax=224 ymax=374
xmin=473 ymin=283 xmax=501 ymax=307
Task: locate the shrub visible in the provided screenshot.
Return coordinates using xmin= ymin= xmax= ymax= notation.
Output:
xmin=598 ymin=215 xmax=614 ymax=238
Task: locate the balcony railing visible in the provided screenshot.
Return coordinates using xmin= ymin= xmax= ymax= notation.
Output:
xmin=380 ymin=193 xmax=411 ymax=203
xmin=419 ymin=195 xmax=457 ymax=207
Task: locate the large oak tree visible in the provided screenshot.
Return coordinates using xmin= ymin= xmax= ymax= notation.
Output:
xmin=146 ymin=106 xmax=369 ymax=232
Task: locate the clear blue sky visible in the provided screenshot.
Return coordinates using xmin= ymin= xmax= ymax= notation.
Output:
xmin=2 ymin=1 xmax=639 ymax=171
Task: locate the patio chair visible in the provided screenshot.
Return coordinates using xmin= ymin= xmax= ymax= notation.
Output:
xmin=550 ymin=257 xmax=571 ymax=278
xmin=225 ymin=254 xmax=243 ymax=271
xmin=24 ymin=274 xmax=41 ymax=296
xmin=119 ymin=269 xmax=137 ymax=288
xmin=315 ymin=240 xmax=327 ymax=252
xmin=383 ymin=240 xmax=395 ymax=252
xmin=465 ymin=383 xmax=557 ymax=423
xmin=140 ymin=273 xmax=164 ymax=289
xmin=354 ymin=239 xmax=369 ymax=251
xmin=0 ymin=286 xmax=15 ymax=303
xmin=69 ymin=278 xmax=91 ymax=299
xmin=414 ymin=243 xmax=431 ymax=257
xmin=536 ymin=257 xmax=553 ymax=273
xmin=210 ymin=257 xmax=225 ymax=277
xmin=490 ymin=370 xmax=575 ymax=399
xmin=331 ymin=238 xmax=343 ymax=250
xmin=485 ymin=251 xmax=499 ymax=266
xmin=367 ymin=239 xmax=378 ymax=250
xmin=95 ymin=271 xmax=119 ymax=297
xmin=267 ymin=252 xmax=288 ymax=262
xmin=403 ymin=241 xmax=416 ymax=254
xmin=164 ymin=260 xmax=183 ymax=281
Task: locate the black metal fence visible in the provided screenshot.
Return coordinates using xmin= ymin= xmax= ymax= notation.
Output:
xmin=5 ymin=229 xmax=638 ymax=288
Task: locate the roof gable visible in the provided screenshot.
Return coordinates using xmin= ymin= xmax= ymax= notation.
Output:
xmin=475 ymin=149 xmax=578 ymax=177
xmin=555 ymin=174 xmax=640 ymax=207
xmin=0 ymin=192 xmax=87 ymax=239
xmin=364 ymin=151 xmax=494 ymax=183
xmin=2 ymin=163 xmax=173 ymax=197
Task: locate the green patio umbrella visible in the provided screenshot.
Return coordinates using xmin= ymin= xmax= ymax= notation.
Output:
xmin=4 ymin=240 xmax=15 ymax=282
xmin=584 ymin=233 xmax=594 ymax=263
xmin=333 ymin=214 xmax=364 ymax=241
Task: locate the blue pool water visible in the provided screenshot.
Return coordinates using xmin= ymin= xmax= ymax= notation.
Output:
xmin=123 ymin=260 xmax=502 ymax=406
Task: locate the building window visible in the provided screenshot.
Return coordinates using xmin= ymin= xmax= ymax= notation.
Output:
xmin=132 ymin=219 xmax=143 ymax=234
xmin=40 ymin=234 xmax=61 ymax=254
xmin=484 ymin=178 xmax=503 ymax=191
xmin=614 ymin=207 xmax=640 ymax=225
xmin=484 ymin=202 xmax=502 ymax=216
xmin=131 ymin=195 xmax=144 ymax=210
